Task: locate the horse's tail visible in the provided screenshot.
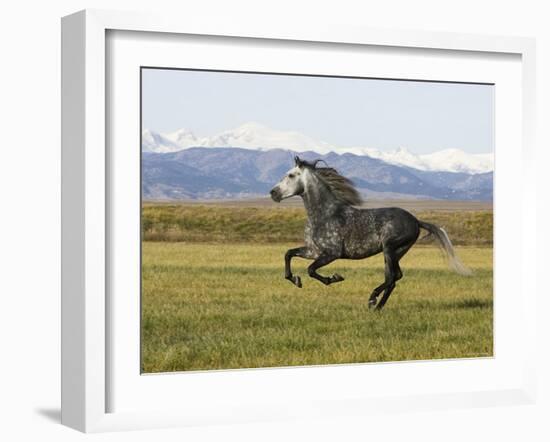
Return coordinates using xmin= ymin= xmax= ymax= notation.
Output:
xmin=418 ymin=221 xmax=472 ymax=276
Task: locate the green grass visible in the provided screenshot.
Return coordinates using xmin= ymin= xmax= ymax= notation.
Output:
xmin=142 ymin=203 xmax=493 ymax=245
xmin=141 ymin=242 xmax=493 ymax=373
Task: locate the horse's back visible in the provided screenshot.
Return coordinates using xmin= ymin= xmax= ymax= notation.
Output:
xmin=342 ymin=206 xmax=420 ymax=258
xmin=368 ymin=206 xmax=418 ymax=224
xmin=367 ymin=207 xmax=420 ymax=244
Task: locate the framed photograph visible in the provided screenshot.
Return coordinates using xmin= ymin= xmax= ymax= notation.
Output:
xmin=61 ymin=9 xmax=537 ymax=433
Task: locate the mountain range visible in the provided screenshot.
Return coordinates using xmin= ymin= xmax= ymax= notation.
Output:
xmin=142 ymin=123 xmax=493 ymax=201
xmin=143 ymin=122 xmax=493 ymax=174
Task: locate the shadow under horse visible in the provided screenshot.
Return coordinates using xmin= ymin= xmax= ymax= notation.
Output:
xmin=270 ymin=156 xmax=471 ymax=310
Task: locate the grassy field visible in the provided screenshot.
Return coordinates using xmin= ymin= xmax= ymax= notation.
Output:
xmin=142 ymin=202 xmax=493 ymax=245
xmin=141 ymin=212 xmax=493 ymax=372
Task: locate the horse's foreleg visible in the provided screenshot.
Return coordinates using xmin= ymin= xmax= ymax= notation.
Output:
xmin=307 ymin=253 xmax=344 ymax=285
xmin=285 ymin=247 xmax=311 ymax=288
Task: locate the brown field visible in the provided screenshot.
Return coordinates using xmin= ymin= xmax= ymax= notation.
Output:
xmin=144 ymin=197 xmax=492 ymax=211
xmin=142 ymin=200 xmax=493 ymax=246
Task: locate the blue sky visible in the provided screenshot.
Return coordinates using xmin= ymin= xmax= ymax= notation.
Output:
xmin=142 ymin=68 xmax=494 ymax=154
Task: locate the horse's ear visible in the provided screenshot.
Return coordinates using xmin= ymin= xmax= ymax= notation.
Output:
xmin=294 ymin=156 xmax=303 ymax=167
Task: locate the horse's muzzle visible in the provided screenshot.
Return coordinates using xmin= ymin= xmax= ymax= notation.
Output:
xmin=270 ymin=188 xmax=282 ymax=202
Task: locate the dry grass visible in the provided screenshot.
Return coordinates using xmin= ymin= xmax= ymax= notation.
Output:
xmin=142 ymin=203 xmax=493 ymax=246
xmin=142 ymin=242 xmax=493 ymax=373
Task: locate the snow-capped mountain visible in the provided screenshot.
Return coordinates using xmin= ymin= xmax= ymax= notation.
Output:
xmin=142 ymin=129 xmax=182 ymax=153
xmin=156 ymin=122 xmax=334 ymax=153
xmin=142 ymin=123 xmax=493 ymax=174
xmin=165 ymin=128 xmax=202 ymax=147
xmin=142 ymin=147 xmax=494 ymax=201
xmin=202 ymin=122 xmax=334 ymax=153
xmin=419 ymin=149 xmax=493 ymax=174
xmin=347 ymin=146 xmax=493 ymax=174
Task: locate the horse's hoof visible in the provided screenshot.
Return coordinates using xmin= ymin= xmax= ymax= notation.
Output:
xmin=331 ymin=273 xmax=345 ymax=283
xmin=288 ymin=275 xmax=302 ymax=288
xmin=368 ymin=299 xmax=377 ymax=309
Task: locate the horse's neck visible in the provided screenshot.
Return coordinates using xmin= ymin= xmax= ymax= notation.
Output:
xmin=301 ymin=176 xmax=341 ymax=225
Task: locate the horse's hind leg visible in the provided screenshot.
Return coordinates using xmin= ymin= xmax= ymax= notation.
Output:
xmin=375 ymin=260 xmax=401 ymax=310
xmin=368 ymin=249 xmax=397 ymax=309
xmin=307 ymin=253 xmax=344 ymax=285
xmin=368 ymin=280 xmax=389 ymax=308
xmin=370 ymin=242 xmax=413 ymax=310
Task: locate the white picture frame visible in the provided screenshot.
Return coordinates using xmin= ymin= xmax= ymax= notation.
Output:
xmin=61 ymin=9 xmax=537 ymax=433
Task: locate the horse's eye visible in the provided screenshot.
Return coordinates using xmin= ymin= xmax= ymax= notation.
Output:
xmin=288 ymin=173 xmax=295 ymax=179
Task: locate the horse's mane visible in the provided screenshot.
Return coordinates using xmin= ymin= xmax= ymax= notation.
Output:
xmin=297 ymin=158 xmax=363 ymax=206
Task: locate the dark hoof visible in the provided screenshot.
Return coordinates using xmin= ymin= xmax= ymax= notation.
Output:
xmin=331 ymin=273 xmax=345 ymax=283
xmin=286 ymin=275 xmax=302 ymax=288
xmin=368 ymin=299 xmax=377 ymax=309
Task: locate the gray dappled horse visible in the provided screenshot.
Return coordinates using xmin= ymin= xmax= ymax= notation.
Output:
xmin=270 ymin=156 xmax=471 ymax=310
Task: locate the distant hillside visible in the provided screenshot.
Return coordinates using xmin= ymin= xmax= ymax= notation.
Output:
xmin=143 ymin=122 xmax=494 ymax=174
xmin=142 ymin=147 xmax=493 ymax=201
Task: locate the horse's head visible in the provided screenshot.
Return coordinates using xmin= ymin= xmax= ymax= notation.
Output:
xmin=270 ymin=156 xmax=308 ymax=202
